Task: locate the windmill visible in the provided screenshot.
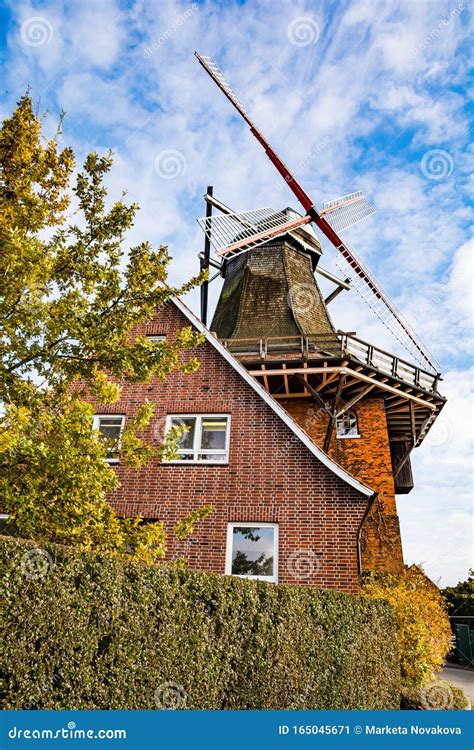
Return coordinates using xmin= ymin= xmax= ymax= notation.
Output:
xmin=194 ymin=52 xmax=440 ymax=377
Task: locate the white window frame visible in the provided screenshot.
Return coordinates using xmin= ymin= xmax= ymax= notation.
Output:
xmin=225 ymin=522 xmax=279 ymax=583
xmin=164 ymin=414 xmax=231 ymax=465
xmin=147 ymin=334 xmax=166 ymax=344
xmin=336 ymin=410 xmax=360 ymax=439
xmin=92 ymin=414 xmax=125 ymax=464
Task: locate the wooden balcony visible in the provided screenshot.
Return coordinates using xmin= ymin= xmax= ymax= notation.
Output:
xmin=221 ymin=332 xmax=441 ymax=394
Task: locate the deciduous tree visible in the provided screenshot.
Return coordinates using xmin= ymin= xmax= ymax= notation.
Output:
xmin=0 ymin=96 xmax=211 ymax=561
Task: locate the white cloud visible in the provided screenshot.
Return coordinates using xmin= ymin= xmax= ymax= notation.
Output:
xmin=2 ymin=0 xmax=472 ymax=585
xmin=400 ymin=368 xmax=473 ymax=586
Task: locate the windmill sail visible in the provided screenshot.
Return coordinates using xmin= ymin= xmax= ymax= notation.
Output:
xmin=320 ymin=191 xmax=376 ymax=232
xmin=334 ymin=241 xmax=440 ymax=374
xmin=198 ymin=207 xmax=311 ymax=257
xmin=195 ymin=52 xmax=441 ymax=375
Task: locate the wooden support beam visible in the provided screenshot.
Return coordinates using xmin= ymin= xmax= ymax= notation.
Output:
xmin=335 ymin=384 xmax=376 ymax=417
xmin=386 ymin=399 xmax=409 ymax=410
xmin=321 ymin=360 xmax=328 ymax=385
xmin=248 ymin=366 xmax=437 ymax=410
xmin=316 ymin=371 xmax=339 ymax=390
xmin=393 ymin=444 xmax=414 ymax=479
xmin=410 ymin=400 xmax=417 ymax=445
xmin=273 ymin=392 xmax=313 ymax=399
xmin=324 ymin=279 xmax=350 ymax=306
xmin=324 ymin=375 xmax=345 ymax=453
xmin=295 ymin=374 xmax=331 ymax=415
xmin=324 ymin=415 xmax=336 ymax=453
xmin=282 ymin=363 xmax=289 ymax=396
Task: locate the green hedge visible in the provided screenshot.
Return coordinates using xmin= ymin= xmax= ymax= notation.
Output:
xmin=1 ymin=536 xmax=400 ymax=709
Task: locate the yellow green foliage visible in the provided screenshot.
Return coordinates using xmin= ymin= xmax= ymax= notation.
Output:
xmin=360 ymin=565 xmax=452 ymax=687
xmin=0 ymin=396 xmax=213 ymax=564
xmin=0 ymin=95 xmax=210 ymax=564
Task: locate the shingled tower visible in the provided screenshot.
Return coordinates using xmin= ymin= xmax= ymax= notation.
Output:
xmin=212 ymin=225 xmax=338 ymax=346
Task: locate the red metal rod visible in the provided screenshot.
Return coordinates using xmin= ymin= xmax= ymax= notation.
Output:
xmin=195 ymin=52 xmax=315 ymax=213
xmin=195 ymin=52 xmax=438 ymax=373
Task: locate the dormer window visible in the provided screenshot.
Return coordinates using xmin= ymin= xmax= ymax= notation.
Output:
xmin=336 ymin=411 xmax=360 ymax=438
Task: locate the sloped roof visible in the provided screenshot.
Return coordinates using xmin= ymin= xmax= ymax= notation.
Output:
xmin=173 ymin=296 xmax=374 ymax=498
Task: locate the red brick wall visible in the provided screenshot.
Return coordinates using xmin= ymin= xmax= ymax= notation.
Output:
xmin=83 ymin=302 xmax=372 ymax=593
xmin=279 ymin=397 xmax=404 ymax=572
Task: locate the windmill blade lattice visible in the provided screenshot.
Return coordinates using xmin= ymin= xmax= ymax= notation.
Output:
xmin=320 ymin=191 xmax=376 ymax=233
xmin=196 ymin=56 xmax=251 ymax=121
xmin=197 ymin=207 xmax=310 ymax=258
xmin=195 ymin=52 xmax=441 ymax=375
xmin=334 ymin=241 xmax=440 ymax=374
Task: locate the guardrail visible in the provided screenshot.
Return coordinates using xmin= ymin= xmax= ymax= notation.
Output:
xmin=220 ymin=332 xmax=441 ymax=393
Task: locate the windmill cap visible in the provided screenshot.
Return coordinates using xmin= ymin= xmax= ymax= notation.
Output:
xmin=283 ymin=207 xmax=322 ymax=254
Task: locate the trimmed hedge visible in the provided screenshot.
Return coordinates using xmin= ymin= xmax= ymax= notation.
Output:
xmin=1 ymin=536 xmax=400 ymax=709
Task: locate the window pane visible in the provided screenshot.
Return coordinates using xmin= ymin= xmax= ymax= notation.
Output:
xmin=171 ymin=417 xmax=196 ymax=450
xmin=198 ymin=453 xmax=227 ymax=462
xmin=336 ymin=412 xmax=358 ymax=436
xmin=97 ymin=417 xmax=123 ymax=442
xmin=147 ymin=335 xmax=166 ymax=344
xmin=201 ymin=418 xmax=228 ymax=450
xmin=175 ymin=453 xmax=194 ymax=461
xmin=231 ymin=526 xmax=274 ymax=577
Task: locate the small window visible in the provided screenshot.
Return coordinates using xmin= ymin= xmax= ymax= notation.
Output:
xmin=165 ymin=415 xmax=230 ymax=464
xmin=226 ymin=523 xmax=278 ymax=582
xmin=93 ymin=415 xmax=125 ymax=463
xmin=336 ymin=410 xmax=359 ymax=438
xmin=147 ymin=335 xmax=166 ymax=344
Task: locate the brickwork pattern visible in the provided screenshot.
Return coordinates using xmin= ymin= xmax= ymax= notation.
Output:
xmin=84 ymin=302 xmax=371 ymax=593
xmin=279 ymin=396 xmax=404 ymax=572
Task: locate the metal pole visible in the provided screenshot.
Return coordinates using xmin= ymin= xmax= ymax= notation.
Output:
xmin=200 ymin=185 xmax=213 ymax=325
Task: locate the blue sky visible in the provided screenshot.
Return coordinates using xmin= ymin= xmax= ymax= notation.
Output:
xmin=1 ymin=0 xmax=472 ymax=585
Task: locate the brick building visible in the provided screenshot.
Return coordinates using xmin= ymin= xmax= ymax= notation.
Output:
xmin=89 ymin=228 xmax=445 ymax=593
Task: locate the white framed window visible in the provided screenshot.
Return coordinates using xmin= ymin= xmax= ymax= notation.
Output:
xmin=164 ymin=414 xmax=230 ymax=464
xmin=147 ymin=335 xmax=166 ymax=344
xmin=92 ymin=414 xmax=125 ymax=463
xmin=226 ymin=522 xmax=278 ymax=583
xmin=336 ymin=410 xmax=360 ymax=438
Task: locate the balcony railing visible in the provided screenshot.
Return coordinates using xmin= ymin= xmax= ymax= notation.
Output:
xmin=220 ymin=332 xmax=441 ymax=393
